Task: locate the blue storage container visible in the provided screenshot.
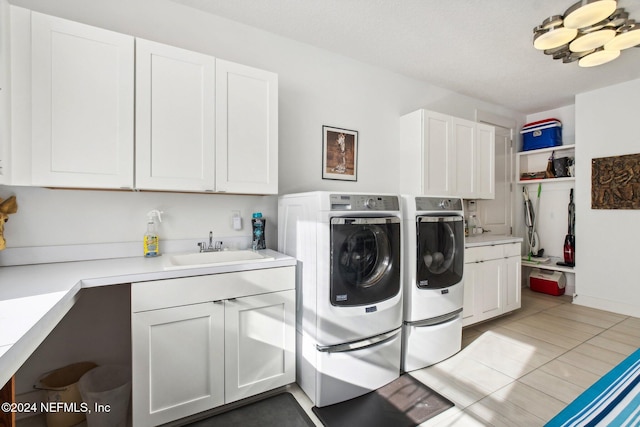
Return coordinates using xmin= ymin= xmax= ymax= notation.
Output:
xmin=521 ymin=119 xmax=562 ymax=151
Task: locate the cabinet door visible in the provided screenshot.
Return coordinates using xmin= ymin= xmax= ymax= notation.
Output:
xmin=0 ymin=0 xmax=8 ymax=184
xmin=452 ymin=118 xmax=476 ymax=198
xmin=422 ymin=111 xmax=453 ymax=195
xmin=31 ymin=12 xmax=134 ymax=188
xmin=135 ymin=39 xmax=216 ymax=192
xmin=462 ymin=262 xmax=479 ymax=327
xmin=132 ymin=302 xmax=224 ymax=427
xmin=464 ymin=258 xmax=503 ymax=326
xmin=224 ymin=290 xmax=295 ymax=403
xmin=476 ymin=123 xmax=496 ymax=199
xmin=503 ymin=255 xmax=521 ymax=313
xmin=479 ymin=259 xmax=503 ymax=321
xmin=216 ymin=59 xmax=278 ymax=194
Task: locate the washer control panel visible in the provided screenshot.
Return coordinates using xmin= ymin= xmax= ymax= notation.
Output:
xmin=330 ymin=194 xmax=400 ymax=211
xmin=415 ymin=197 xmax=463 ymax=212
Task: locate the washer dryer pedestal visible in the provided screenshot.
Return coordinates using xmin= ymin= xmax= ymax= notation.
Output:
xmin=298 ymin=329 xmax=402 ymax=407
xmin=402 ymin=312 xmax=462 ymax=372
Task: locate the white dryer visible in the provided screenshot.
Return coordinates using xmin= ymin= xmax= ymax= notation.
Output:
xmin=401 ymin=195 xmax=465 ymax=372
xmin=278 ymin=192 xmax=403 ymax=407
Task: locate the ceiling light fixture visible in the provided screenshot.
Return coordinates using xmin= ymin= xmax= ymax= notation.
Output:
xmin=605 ymin=20 xmax=640 ymax=50
xmin=578 ymin=47 xmax=621 ymax=66
xmin=533 ymin=0 xmax=640 ymax=67
xmin=564 ymin=0 xmax=617 ymax=29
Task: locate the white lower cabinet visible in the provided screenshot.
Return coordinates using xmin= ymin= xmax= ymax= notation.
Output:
xmin=131 ymin=267 xmax=295 ymax=427
xmin=224 ymin=291 xmax=295 ymax=403
xmin=463 ymin=242 xmax=521 ymax=327
xmin=132 ymin=302 xmax=225 ymax=426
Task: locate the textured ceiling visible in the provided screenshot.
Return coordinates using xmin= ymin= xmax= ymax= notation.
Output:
xmin=170 ymin=0 xmax=640 ymax=114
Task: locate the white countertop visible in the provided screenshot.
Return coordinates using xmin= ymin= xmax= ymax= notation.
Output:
xmin=0 ymin=249 xmax=296 ymax=387
xmin=465 ymin=234 xmax=523 ymax=248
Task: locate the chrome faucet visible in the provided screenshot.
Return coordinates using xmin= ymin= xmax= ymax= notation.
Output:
xmin=198 ymin=231 xmax=223 ymax=252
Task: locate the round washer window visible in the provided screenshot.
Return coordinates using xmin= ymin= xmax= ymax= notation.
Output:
xmin=421 ymin=222 xmax=456 ymax=275
xmin=338 ymin=225 xmax=391 ymax=289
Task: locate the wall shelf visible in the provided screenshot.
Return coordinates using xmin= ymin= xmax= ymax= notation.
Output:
xmin=518 ymin=177 xmax=575 ymax=185
xmin=517 ymin=144 xmax=575 ymax=184
xmin=521 ymin=256 xmax=575 ymax=274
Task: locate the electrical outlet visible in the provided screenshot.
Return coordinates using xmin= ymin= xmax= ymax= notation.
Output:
xmin=467 ymin=200 xmax=477 ymax=212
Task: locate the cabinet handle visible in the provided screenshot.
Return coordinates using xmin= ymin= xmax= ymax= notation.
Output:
xmin=213 ymin=300 xmax=224 ymax=304
xmin=227 ymin=298 xmax=237 ymax=302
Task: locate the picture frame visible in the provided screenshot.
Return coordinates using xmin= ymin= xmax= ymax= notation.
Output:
xmin=322 ymin=126 xmax=358 ymax=181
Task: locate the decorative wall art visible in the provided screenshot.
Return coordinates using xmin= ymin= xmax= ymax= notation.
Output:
xmin=322 ymin=126 xmax=358 ymax=181
xmin=592 ymin=153 xmax=640 ymax=209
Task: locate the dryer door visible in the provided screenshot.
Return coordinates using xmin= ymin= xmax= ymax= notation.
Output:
xmin=416 ymin=215 xmax=464 ymax=289
xmin=330 ymin=217 xmax=401 ymax=306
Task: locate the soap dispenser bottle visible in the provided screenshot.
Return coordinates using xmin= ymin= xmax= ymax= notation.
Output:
xmin=251 ymin=212 xmax=266 ymax=250
xmin=144 ymin=210 xmax=163 ymax=257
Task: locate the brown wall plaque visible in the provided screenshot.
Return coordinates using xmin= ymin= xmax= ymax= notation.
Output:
xmin=592 ymin=153 xmax=640 ymax=209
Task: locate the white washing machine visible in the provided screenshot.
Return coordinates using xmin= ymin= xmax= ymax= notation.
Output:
xmin=278 ymin=192 xmax=403 ymax=407
xmin=401 ymin=195 xmax=465 ymax=372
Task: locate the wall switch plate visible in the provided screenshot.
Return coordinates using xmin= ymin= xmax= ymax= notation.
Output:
xmin=231 ymin=210 xmax=242 ymax=230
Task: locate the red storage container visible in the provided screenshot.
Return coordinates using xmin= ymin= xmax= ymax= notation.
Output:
xmin=529 ymin=268 xmax=566 ymax=296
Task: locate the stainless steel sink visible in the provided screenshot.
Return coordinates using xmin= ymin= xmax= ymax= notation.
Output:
xmin=164 ymin=250 xmax=274 ymax=269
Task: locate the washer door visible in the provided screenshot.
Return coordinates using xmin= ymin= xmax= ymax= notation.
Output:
xmin=416 ymin=215 xmax=464 ymax=289
xmin=330 ymin=217 xmax=401 ymax=306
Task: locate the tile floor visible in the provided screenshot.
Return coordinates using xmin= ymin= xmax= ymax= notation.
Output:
xmin=292 ymin=287 xmax=640 ymax=426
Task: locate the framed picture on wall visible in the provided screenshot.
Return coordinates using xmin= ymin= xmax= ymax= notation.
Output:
xmin=322 ymin=126 xmax=358 ymax=181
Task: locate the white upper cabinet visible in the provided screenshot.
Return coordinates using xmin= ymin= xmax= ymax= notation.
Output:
xmin=476 ymin=123 xmax=496 ymax=199
xmin=0 ymin=0 xmax=9 ymax=184
xmin=215 ymin=59 xmax=278 ymax=194
xmin=135 ymin=39 xmax=216 ymax=192
xmin=10 ymin=9 xmax=278 ymax=194
xmin=453 ymin=117 xmax=476 ymax=198
xmin=454 ymin=117 xmax=496 ymax=199
xmin=400 ymin=109 xmax=453 ymax=195
xmin=30 ymin=12 xmax=134 ymax=189
xmin=400 ymin=109 xmax=495 ymax=199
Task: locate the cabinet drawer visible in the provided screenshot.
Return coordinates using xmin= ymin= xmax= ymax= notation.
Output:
xmin=465 ymin=242 xmax=522 ymax=263
xmin=132 ymin=266 xmax=295 ymax=312
xmin=503 ymin=242 xmax=521 ymax=258
xmin=465 ymin=245 xmax=503 ymax=263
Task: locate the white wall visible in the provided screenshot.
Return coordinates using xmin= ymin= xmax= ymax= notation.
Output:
xmin=574 ymin=78 xmax=640 ymax=317
xmin=2 ymin=0 xmax=524 ymax=255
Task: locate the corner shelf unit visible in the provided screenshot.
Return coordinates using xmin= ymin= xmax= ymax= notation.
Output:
xmin=517 ymin=144 xmax=575 ymax=184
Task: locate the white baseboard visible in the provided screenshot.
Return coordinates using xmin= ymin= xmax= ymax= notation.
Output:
xmin=572 ymin=294 xmax=640 ymax=318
